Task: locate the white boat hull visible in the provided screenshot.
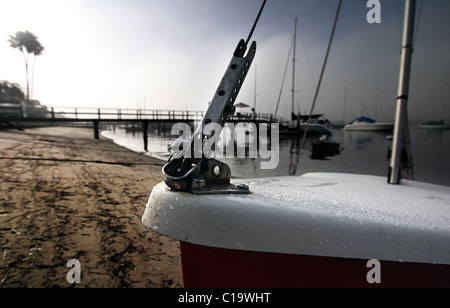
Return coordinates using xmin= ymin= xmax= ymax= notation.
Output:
xmin=280 ymin=123 xmax=334 ymax=135
xmin=344 ymin=122 xmax=394 ymax=131
xmin=142 ymin=173 xmax=450 ymax=287
xmin=418 ymin=124 xmax=450 ymax=129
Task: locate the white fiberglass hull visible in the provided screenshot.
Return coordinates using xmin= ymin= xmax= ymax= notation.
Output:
xmin=419 ymin=124 xmax=450 ymax=129
xmin=280 ymin=123 xmax=334 ymax=135
xmin=344 ymin=122 xmax=394 ymax=132
xmin=142 ymin=173 xmax=450 ymax=287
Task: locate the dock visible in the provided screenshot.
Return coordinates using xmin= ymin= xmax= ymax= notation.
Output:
xmin=1 ymin=105 xmax=277 ymax=151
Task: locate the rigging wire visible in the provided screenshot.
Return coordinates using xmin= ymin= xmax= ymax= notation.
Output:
xmin=298 ymin=19 xmax=317 ymax=88
xmin=245 ymin=0 xmax=267 ymax=45
xmin=413 ymin=0 xmax=424 ymax=47
xmin=289 ymin=0 xmax=343 ymax=176
xmin=274 ymin=35 xmax=295 ymax=117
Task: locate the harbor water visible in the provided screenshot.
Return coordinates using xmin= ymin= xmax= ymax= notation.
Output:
xmin=102 ymin=123 xmax=450 ymax=187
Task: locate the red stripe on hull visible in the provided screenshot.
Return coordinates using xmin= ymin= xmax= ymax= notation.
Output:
xmin=180 ymin=242 xmax=450 ymax=288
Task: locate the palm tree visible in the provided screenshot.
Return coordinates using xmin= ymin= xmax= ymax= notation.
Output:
xmin=8 ymin=31 xmax=44 ymax=100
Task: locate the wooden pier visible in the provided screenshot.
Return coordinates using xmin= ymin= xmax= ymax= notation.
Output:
xmin=1 ymin=106 xmax=277 ymax=151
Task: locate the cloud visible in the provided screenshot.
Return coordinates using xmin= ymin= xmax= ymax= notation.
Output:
xmin=1 ymin=0 xmax=449 ymax=123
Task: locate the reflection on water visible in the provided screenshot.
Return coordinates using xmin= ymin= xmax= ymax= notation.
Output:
xmin=102 ymin=124 xmax=450 ymax=186
xmin=347 ymin=133 xmax=376 ymax=151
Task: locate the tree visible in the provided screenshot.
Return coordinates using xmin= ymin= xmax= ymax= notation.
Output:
xmin=0 ymin=80 xmax=26 ymax=104
xmin=8 ymin=31 xmax=44 ymax=101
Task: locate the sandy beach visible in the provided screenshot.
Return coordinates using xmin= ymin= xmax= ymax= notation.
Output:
xmin=0 ymin=126 xmax=182 ymax=288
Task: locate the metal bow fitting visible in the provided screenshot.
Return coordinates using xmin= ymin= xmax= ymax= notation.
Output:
xmin=162 ymin=39 xmax=256 ymax=195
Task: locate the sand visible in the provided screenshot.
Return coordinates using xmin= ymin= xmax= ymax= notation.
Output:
xmin=0 ymin=126 xmax=183 ymax=288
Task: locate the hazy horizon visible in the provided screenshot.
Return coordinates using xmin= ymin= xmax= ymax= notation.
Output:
xmin=1 ymin=0 xmax=449 ymax=123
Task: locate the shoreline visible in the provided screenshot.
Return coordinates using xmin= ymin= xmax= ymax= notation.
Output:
xmin=100 ymin=129 xmax=171 ymax=163
xmin=0 ymin=126 xmax=182 ymax=288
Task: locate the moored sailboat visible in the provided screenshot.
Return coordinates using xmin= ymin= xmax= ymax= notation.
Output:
xmin=418 ymin=119 xmax=450 ymax=129
xmin=280 ymin=114 xmax=334 ymax=135
xmin=276 ymin=18 xmax=333 ymax=136
xmin=344 ymin=116 xmax=394 ymax=132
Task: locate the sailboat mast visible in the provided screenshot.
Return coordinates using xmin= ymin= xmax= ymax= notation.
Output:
xmin=389 ymin=0 xmax=416 ymax=184
xmin=292 ymin=17 xmax=297 ymax=118
xmin=343 ymin=86 xmax=347 ymax=125
xmin=254 ymin=65 xmax=257 ymax=114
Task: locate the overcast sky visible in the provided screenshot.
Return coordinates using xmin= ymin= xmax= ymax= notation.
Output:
xmin=1 ymin=0 xmax=449 ymax=122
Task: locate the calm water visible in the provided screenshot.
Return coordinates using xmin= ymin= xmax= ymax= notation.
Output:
xmin=102 ymin=124 xmax=450 ymax=187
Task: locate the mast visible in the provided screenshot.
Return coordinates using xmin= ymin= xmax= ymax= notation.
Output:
xmin=343 ymin=86 xmax=347 ymax=125
xmin=254 ymin=65 xmax=257 ymax=115
xmin=292 ymin=17 xmax=297 ymax=119
xmin=389 ymin=0 xmax=416 ymax=184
